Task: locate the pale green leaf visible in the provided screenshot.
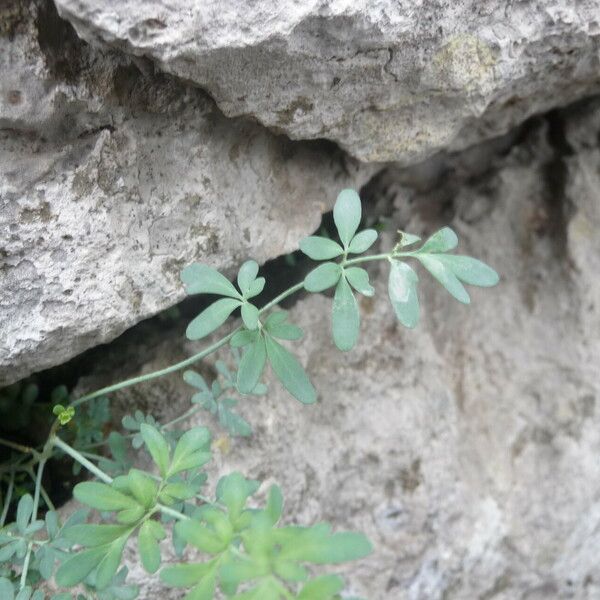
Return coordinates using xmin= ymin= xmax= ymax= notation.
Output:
xmin=344 ymin=267 xmax=374 ymax=297
xmin=140 ymin=424 xmax=170 ymax=478
xmin=297 ymin=575 xmax=344 ymax=599
xmin=436 ymin=254 xmax=499 ymax=287
xmin=333 ymin=189 xmax=362 ymax=247
xmin=418 ymin=254 xmax=470 ymax=304
xmin=237 ymin=260 xmax=258 ymax=296
xmin=230 ymin=329 xmax=259 ymax=348
xmin=55 ymin=546 xmax=107 ymax=587
xmin=186 ymin=298 xmax=242 ymax=341
xmin=397 ymin=231 xmax=422 ymax=248
xmin=304 ymin=262 xmax=342 ymax=292
xmin=161 ymin=561 xmax=215 ymax=587
xmin=138 ymin=521 xmax=161 ymax=574
xmin=265 ymin=322 xmax=303 ymax=341
xmin=348 ymin=229 xmax=377 ymax=254
xmin=169 ymin=427 xmax=212 ymax=477
xmin=264 ymin=336 xmax=316 ymax=404
xmin=95 ymin=537 xmax=128 ymax=590
xmin=126 ymin=469 xmax=157 ymax=508
xmin=237 ymin=336 xmax=267 ymax=395
xmin=419 ymin=227 xmax=458 ymax=253
xmin=332 ymin=276 xmax=360 ymax=351
xmin=174 ymin=520 xmax=227 ymax=554
xmin=64 ymin=523 xmax=132 ymax=547
xmin=299 ymin=236 xmax=344 ymax=260
xmin=241 ymin=302 xmax=259 ymax=330
xmin=16 ymin=494 xmax=33 ymax=533
xmin=246 ymin=277 xmax=265 ymax=299
xmin=181 ymin=264 xmax=241 ymax=299
xmin=73 ymin=482 xmax=139 ymax=511
xmin=216 ymin=472 xmax=260 ymax=521
xmin=266 ymin=485 xmax=283 ymax=524
xmin=388 ymin=260 xmax=420 ymax=329
xmin=0 ymin=578 xmax=13 ymax=600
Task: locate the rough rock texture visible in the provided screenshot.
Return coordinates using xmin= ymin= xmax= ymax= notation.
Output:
xmin=0 ymin=1 xmax=375 ymax=386
xmin=70 ymin=101 xmax=600 ymax=599
xmin=54 ymin=0 xmax=600 ymax=163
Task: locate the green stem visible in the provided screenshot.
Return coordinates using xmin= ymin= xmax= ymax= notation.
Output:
xmin=156 ymin=503 xmax=189 ymax=521
xmin=0 ymin=470 xmax=15 ymax=527
xmin=0 ymin=437 xmax=35 ymax=455
xmin=52 ymin=436 xmax=113 ymax=484
xmin=25 ymin=468 xmax=56 ymax=512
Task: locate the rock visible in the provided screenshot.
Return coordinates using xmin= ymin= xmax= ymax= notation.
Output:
xmin=71 ymin=100 xmax=600 ymax=598
xmin=0 ymin=1 xmax=375 ymax=386
xmin=53 ymin=0 xmax=600 ymax=163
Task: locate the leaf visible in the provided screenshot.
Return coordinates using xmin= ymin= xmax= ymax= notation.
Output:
xmin=246 ymin=277 xmax=266 ymax=299
xmin=216 ymin=472 xmax=260 ymax=521
xmin=344 ymin=267 xmax=374 ymax=297
xmin=237 ymin=261 xmax=259 ymax=296
xmin=332 ymin=276 xmax=360 ymax=351
xmin=419 ymin=226 xmax=458 ymax=253
xmin=73 ymin=482 xmax=139 ymax=511
xmin=0 ymin=578 xmax=13 ymax=600
xmin=299 ymin=236 xmax=344 ymax=260
xmin=174 ymin=520 xmax=227 ymax=555
xmin=140 ymin=424 xmax=170 ymax=478
xmin=181 ymin=264 xmax=241 ymax=299
xmin=160 ymin=482 xmax=197 ymax=504
xmin=138 ymin=521 xmax=161 ymax=574
xmin=265 ymin=322 xmax=303 ymax=341
xmin=297 ymin=575 xmax=344 ymax=599
xmin=55 ymin=546 xmax=107 ymax=587
xmin=183 ymin=370 xmax=210 ymax=391
xmin=265 ymin=485 xmax=283 ymax=525
xmin=169 ymin=427 xmax=212 ymax=477
xmin=397 ymin=231 xmax=421 ymax=248
xmin=186 ymin=298 xmax=242 ymax=341
xmin=230 ymin=329 xmax=259 ymax=348
xmin=333 ymin=189 xmax=362 ymax=248
xmin=348 ymin=229 xmax=378 ymax=254
xmin=388 ymin=260 xmax=420 ymax=329
xmin=264 ymin=336 xmax=316 ymax=404
xmin=126 ymin=469 xmax=157 ymax=508
xmin=435 ymin=254 xmax=499 ymax=287
xmin=64 ymin=524 xmax=132 ymax=547
xmin=277 ymin=524 xmax=372 ymax=564
xmin=418 ymin=254 xmax=470 ymax=304
xmin=304 ymin=262 xmax=342 ymax=293
xmin=237 ymin=336 xmax=267 ymax=394
xmin=16 ymin=494 xmax=33 ymax=533
xmin=95 ymin=537 xmax=128 ymax=590
xmin=241 ymin=303 xmax=260 ymax=330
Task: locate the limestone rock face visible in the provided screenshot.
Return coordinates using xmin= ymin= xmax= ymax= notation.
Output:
xmin=54 ymin=0 xmax=600 ymax=162
xmin=71 ymin=100 xmax=600 ymax=599
xmin=0 ymin=1 xmax=374 ymax=385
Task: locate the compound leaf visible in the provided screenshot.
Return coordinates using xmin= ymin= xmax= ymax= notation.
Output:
xmin=304 ymin=262 xmax=342 ymax=293
xmin=299 ymin=236 xmax=344 ymax=260
xmin=181 ymin=264 xmax=241 ymax=299
xmin=332 ymin=276 xmax=360 ymax=351
xmin=388 ymin=260 xmax=420 ymax=329
xmin=264 ymin=336 xmax=316 ymax=404
xmin=186 ymin=298 xmax=242 ymax=341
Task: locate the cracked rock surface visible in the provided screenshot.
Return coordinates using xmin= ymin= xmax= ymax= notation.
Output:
xmin=0 ymin=1 xmax=374 ymax=385
xmin=54 ymin=0 xmax=600 ymax=163
xmin=70 ymin=99 xmax=600 ymax=599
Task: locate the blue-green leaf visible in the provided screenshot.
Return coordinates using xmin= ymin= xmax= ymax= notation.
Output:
xmin=299 ymin=236 xmax=344 ymax=260
xmin=388 ymin=261 xmax=420 ymax=328
xmin=237 ymin=336 xmax=267 ymax=395
xmin=64 ymin=524 xmax=132 ymax=547
xmin=246 ymin=277 xmax=266 ymax=299
xmin=304 ymin=262 xmax=342 ymax=292
xmin=333 ymin=189 xmax=362 ymax=247
xmin=332 ymin=276 xmax=360 ymax=351
xmin=169 ymin=427 xmax=211 ymax=477
xmin=348 ymin=229 xmax=377 ymax=254
xmin=344 ymin=267 xmax=374 ymax=297
xmin=419 ymin=227 xmax=458 ymax=253
xmin=138 ymin=520 xmax=161 ymax=574
xmin=16 ymin=494 xmax=33 ymax=534
xmin=95 ymin=537 xmax=128 ymax=590
xmin=181 ymin=264 xmax=241 ymax=299
xmin=418 ymin=254 xmax=470 ymax=304
xmin=230 ymin=329 xmax=259 ymax=348
xmin=55 ymin=546 xmax=107 ymax=587
xmin=74 ymin=482 xmax=140 ymax=511
xmin=241 ymin=302 xmax=259 ymax=330
xmin=237 ymin=260 xmax=259 ymax=296
xmin=435 ymin=254 xmax=499 ymax=287
xmin=264 ymin=336 xmax=316 ymax=404
xmin=186 ymin=298 xmax=242 ymax=340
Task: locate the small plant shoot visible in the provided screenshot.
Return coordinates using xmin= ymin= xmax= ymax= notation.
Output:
xmin=0 ymin=189 xmax=497 ymax=598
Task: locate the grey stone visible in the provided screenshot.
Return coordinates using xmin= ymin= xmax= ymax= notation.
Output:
xmin=0 ymin=1 xmax=375 ymax=385
xmin=54 ymin=0 xmax=600 ymax=163
xmin=68 ymin=100 xmax=600 ymax=599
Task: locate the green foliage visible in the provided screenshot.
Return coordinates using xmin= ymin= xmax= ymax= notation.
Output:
xmin=0 ymin=187 xmax=498 ymax=599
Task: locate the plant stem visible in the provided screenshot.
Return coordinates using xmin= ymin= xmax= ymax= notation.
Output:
xmin=156 ymin=503 xmax=188 ymax=521
xmin=52 ymin=436 xmax=113 ymax=484
xmin=0 ymin=470 xmax=14 ymax=527
xmin=0 ymin=437 xmax=35 ymax=455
